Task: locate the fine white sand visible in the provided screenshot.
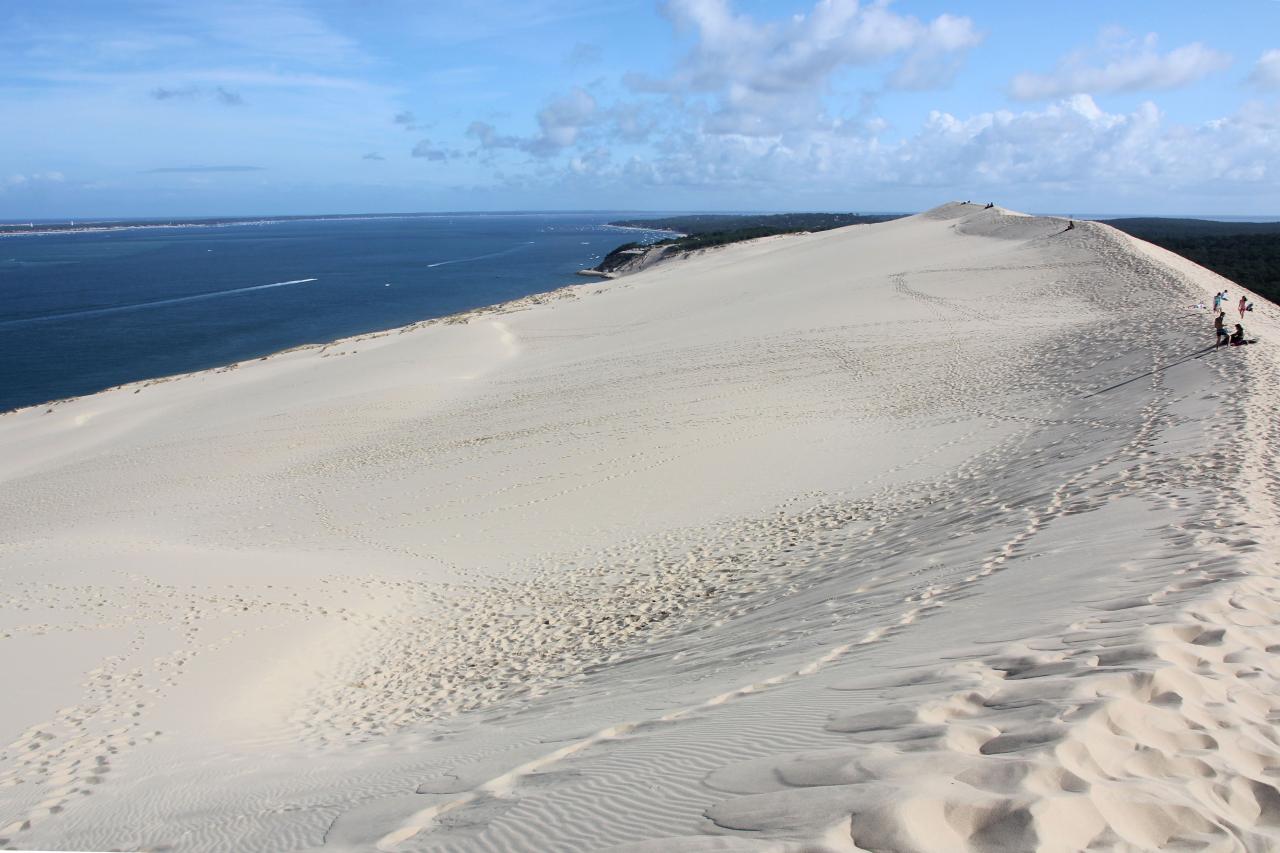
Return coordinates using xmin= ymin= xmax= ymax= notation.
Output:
xmin=2 ymin=202 xmax=1279 ymax=852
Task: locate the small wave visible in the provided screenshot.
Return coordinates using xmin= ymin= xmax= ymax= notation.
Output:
xmin=2 ymin=258 xmax=79 ymax=267
xmin=0 ymin=277 xmax=318 ymax=328
xmin=425 ymin=242 xmax=535 ymax=269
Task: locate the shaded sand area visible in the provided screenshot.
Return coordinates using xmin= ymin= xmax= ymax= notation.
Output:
xmin=2 ymin=202 xmax=1279 ymax=851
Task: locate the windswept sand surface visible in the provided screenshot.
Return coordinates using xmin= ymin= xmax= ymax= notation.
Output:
xmin=2 ymin=203 xmax=1279 ymax=852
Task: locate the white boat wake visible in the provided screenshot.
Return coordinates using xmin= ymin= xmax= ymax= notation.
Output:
xmin=425 ymin=242 xmax=535 ymax=268
xmin=0 ymin=278 xmax=318 ymax=327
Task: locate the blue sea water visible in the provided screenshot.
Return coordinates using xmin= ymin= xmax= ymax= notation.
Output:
xmin=0 ymin=213 xmax=671 ymax=412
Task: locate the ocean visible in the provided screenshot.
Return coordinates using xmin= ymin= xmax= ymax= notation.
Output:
xmin=0 ymin=213 xmax=671 ymax=412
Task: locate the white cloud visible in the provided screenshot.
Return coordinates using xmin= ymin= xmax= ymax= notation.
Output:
xmin=510 ymin=94 xmax=1280 ymax=207
xmin=890 ymin=14 xmax=984 ymax=90
xmin=652 ymin=0 xmax=955 ymax=93
xmin=411 ymin=139 xmax=458 ymax=161
xmin=2 ymin=171 xmax=66 ymax=191
xmin=1249 ymin=49 xmax=1280 ymax=89
xmin=1011 ymin=32 xmax=1231 ymax=100
xmin=625 ymin=0 xmax=980 ymax=135
xmin=451 ymin=6 xmax=1276 ymax=211
xmin=609 ymin=101 xmax=659 ymax=143
xmin=892 ymin=96 xmax=1160 ymax=187
xmin=569 ymin=147 xmax=611 ymax=175
xmin=468 ymin=88 xmax=598 ymax=157
xmin=534 ymin=88 xmax=598 ymax=151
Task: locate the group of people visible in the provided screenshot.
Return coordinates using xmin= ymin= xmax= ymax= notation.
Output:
xmin=1213 ymin=291 xmax=1255 ymax=347
xmin=1213 ymin=289 xmax=1252 ymax=319
xmin=1215 ymin=311 xmax=1250 ymax=347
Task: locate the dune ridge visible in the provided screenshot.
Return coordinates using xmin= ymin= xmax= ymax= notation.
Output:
xmin=1 ymin=202 xmax=1277 ymax=852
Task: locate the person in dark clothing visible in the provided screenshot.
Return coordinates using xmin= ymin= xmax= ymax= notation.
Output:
xmin=1230 ymin=324 xmax=1255 ymax=346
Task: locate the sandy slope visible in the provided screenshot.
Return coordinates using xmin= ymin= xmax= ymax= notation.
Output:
xmin=1 ymin=202 xmax=1278 ymax=852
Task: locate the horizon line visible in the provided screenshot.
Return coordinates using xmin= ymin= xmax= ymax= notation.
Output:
xmin=4 ymin=207 xmax=1280 ymax=226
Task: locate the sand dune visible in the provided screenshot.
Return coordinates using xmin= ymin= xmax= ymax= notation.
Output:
xmin=2 ymin=202 xmax=1278 ymax=852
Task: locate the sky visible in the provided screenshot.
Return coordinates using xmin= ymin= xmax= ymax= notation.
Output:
xmin=3 ymin=0 xmax=1279 ymax=218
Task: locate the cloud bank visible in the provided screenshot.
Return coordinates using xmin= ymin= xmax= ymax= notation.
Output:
xmin=1010 ymin=33 xmax=1231 ymax=100
xmin=624 ymin=0 xmax=981 ymax=136
xmin=442 ymin=5 xmax=1276 ymax=210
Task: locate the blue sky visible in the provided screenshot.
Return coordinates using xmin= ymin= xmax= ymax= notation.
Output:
xmin=3 ymin=0 xmax=1279 ymax=217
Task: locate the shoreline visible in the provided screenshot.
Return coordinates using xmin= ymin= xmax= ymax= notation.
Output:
xmin=0 ymin=273 xmax=605 ymax=417
xmin=0 ymin=213 xmax=441 ymax=238
xmin=1 ymin=223 xmax=709 ymax=417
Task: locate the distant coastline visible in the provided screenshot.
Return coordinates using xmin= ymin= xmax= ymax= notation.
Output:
xmin=8 ymin=210 xmax=1276 ymax=239
xmin=0 ymin=211 xmax=688 ymax=239
xmin=0 ymin=213 xmax=444 ymax=238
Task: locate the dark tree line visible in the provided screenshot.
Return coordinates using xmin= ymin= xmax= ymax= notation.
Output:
xmin=597 ymin=213 xmax=903 ymax=272
xmin=611 ymin=213 xmax=901 ymax=235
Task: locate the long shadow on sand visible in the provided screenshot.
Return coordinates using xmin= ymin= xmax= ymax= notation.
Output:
xmin=1083 ymin=343 xmax=1221 ymax=399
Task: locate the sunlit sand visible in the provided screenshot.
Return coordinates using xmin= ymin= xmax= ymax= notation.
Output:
xmin=3 ymin=203 xmax=1278 ymax=852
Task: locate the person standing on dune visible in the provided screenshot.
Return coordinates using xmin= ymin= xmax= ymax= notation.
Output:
xmin=1239 ymin=295 xmax=1248 ymax=319
xmin=1215 ymin=311 xmax=1230 ymax=347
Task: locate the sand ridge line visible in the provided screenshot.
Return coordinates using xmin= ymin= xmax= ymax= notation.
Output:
xmin=652 ymin=214 xmax=1280 ymax=852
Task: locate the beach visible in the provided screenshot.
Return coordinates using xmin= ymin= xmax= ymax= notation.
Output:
xmin=2 ymin=202 xmax=1278 ymax=851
